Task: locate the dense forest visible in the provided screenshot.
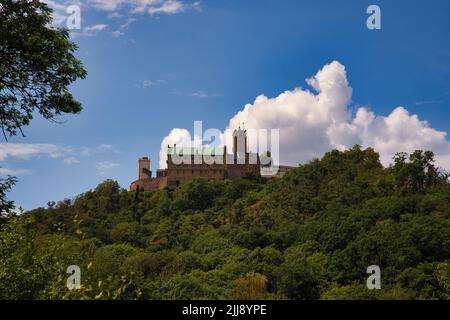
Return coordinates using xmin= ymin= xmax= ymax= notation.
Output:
xmin=1 ymin=146 xmax=449 ymax=300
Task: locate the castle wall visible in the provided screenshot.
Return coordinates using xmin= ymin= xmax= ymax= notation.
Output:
xmin=130 ymin=176 xmax=167 ymax=191
xmin=130 ymin=129 xmax=264 ymax=191
xmin=226 ymin=163 xmax=260 ymax=179
xmin=167 ymin=162 xmax=227 ymax=186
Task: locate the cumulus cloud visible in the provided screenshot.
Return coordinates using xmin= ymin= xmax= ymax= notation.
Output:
xmin=225 ymin=61 xmax=353 ymax=165
xmin=332 ymin=106 xmax=450 ymax=165
xmin=159 ymin=128 xmax=205 ymax=168
xmin=159 ymin=61 xmax=450 ymax=169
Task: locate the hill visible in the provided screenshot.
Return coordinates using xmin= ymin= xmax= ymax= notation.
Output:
xmin=1 ymin=145 xmax=449 ymax=300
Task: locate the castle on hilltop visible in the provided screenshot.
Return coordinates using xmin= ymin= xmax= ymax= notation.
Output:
xmin=130 ymin=128 xmax=294 ymax=191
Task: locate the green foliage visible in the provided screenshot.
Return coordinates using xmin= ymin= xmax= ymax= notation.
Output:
xmin=321 ymin=283 xmax=380 ymax=300
xmin=278 ymin=241 xmax=329 ymax=299
xmin=0 ymin=0 xmax=87 ymax=228
xmin=0 ymin=175 xmax=16 ymax=215
xmin=89 ymin=244 xmax=136 ymax=280
xmin=0 ymin=216 xmax=66 ymax=299
xmin=1 ymin=147 xmax=449 ymax=299
xmin=0 ymin=0 xmax=87 ymax=138
xmin=232 ymin=272 xmax=268 ymax=300
xmin=434 ymin=262 xmax=450 ymax=299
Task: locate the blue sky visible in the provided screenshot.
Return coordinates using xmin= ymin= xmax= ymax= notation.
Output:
xmin=2 ymin=0 xmax=450 ymax=210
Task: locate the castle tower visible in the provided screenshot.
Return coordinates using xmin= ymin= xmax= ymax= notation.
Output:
xmin=138 ymin=157 xmax=151 ymax=180
xmin=233 ymin=127 xmax=247 ymax=164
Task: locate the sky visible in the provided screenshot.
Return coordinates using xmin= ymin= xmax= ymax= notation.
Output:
xmin=2 ymin=0 xmax=450 ymax=210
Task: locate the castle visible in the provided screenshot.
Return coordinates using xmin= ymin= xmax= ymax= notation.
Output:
xmin=130 ymin=128 xmax=293 ymax=191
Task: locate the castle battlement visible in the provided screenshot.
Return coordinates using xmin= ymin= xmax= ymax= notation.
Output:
xmin=131 ymin=128 xmax=261 ymax=191
xmin=130 ymin=128 xmax=295 ymax=191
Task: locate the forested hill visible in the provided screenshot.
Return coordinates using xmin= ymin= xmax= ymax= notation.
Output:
xmin=1 ymin=145 xmax=449 ymax=300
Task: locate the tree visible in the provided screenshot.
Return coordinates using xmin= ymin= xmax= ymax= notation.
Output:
xmin=0 ymin=0 xmax=86 ymax=216
xmin=0 ymin=216 xmax=66 ymax=299
xmin=278 ymin=241 xmax=329 ymax=299
xmin=2 ymin=146 xmax=450 ymax=300
xmin=0 ymin=0 xmax=87 ymax=139
xmin=232 ymin=272 xmax=268 ymax=300
xmin=435 ymin=262 xmax=450 ymax=299
xmin=171 ymin=178 xmax=221 ymax=212
xmin=392 ymin=150 xmax=448 ymax=194
xmin=0 ymin=175 xmax=16 ymax=216
xmin=321 ymin=283 xmax=379 ymax=300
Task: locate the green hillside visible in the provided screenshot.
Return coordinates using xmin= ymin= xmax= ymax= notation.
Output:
xmin=1 ymin=145 xmax=449 ymax=300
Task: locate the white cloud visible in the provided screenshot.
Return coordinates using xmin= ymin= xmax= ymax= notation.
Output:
xmin=0 ymin=168 xmax=31 ymax=176
xmin=96 ymin=161 xmax=120 ymax=174
xmin=111 ymin=17 xmax=136 ymax=37
xmin=43 ymin=1 xmax=200 ymax=39
xmin=111 ymin=30 xmax=125 ymax=37
xmin=0 ymin=143 xmax=67 ymax=161
xmin=98 ymin=144 xmax=116 ymax=152
xmin=88 ymin=0 xmax=123 ymax=11
xmin=415 ymin=100 xmax=442 ymax=106
xmin=142 ymin=80 xmax=156 ymax=88
xmin=41 ymin=0 xmax=81 ymax=26
xmin=130 ymin=0 xmax=198 ymax=15
xmin=159 ymin=128 xmax=204 ymax=168
xmin=224 ymin=61 xmax=353 ymax=165
xmin=141 ymin=79 xmax=166 ymax=89
xmin=190 ymin=91 xmax=223 ymax=98
xmin=66 ymin=0 xmax=200 ymax=16
xmin=0 ymin=141 xmax=121 ymax=182
xmin=0 ymin=143 xmax=117 ymax=166
xmin=147 ymin=0 xmax=185 ymax=15
xmin=191 ymin=1 xmax=202 ymax=12
xmin=159 ymin=61 xmax=450 ymax=170
xmin=333 ymin=106 xmax=450 ymax=165
xmin=83 ymin=23 xmax=108 ymax=35
xmin=80 ymin=144 xmax=117 ymax=156
xmin=64 ymin=157 xmax=80 ymax=165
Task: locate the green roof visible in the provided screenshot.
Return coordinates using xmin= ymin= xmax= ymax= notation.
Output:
xmin=167 ymin=146 xmax=225 ymax=156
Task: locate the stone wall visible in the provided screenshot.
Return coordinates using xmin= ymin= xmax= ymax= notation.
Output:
xmin=130 ymin=176 xmax=167 ymax=191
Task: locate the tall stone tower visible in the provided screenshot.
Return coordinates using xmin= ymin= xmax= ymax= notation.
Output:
xmin=138 ymin=157 xmax=151 ymax=180
xmin=233 ymin=127 xmax=247 ymax=164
